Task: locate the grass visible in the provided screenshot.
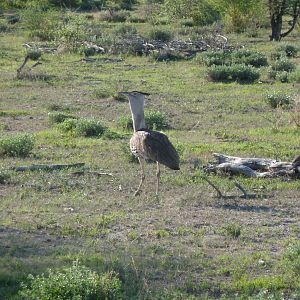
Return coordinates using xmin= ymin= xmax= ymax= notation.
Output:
xmin=0 ymin=6 xmax=300 ymax=300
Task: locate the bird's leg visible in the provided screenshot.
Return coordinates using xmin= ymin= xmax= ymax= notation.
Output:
xmin=156 ymin=162 xmax=160 ymax=196
xmin=134 ymin=157 xmax=145 ymax=196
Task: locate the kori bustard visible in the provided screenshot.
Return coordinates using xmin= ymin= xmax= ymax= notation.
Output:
xmin=120 ymin=91 xmax=180 ymax=196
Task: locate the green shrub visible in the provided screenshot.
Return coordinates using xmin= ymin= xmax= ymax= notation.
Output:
xmin=48 ymin=112 xmax=77 ymax=124
xmin=266 ymin=92 xmax=295 ymax=109
xmin=22 ymin=8 xmax=61 ymax=41
xmin=19 ymin=261 xmax=122 ymax=300
xmin=149 ymin=27 xmax=173 ymax=42
xmin=232 ymin=50 xmax=268 ymax=67
xmin=207 ymin=64 xmax=260 ymax=83
xmin=113 ymin=23 xmax=137 ymax=36
xmin=26 ymin=48 xmax=42 ymax=60
xmin=180 ymin=19 xmax=194 ymax=27
xmin=0 ymin=134 xmax=35 ymax=157
xmin=100 ymin=10 xmax=129 ymax=22
xmin=199 ymin=50 xmax=231 ymax=66
xmin=283 ymin=241 xmax=300 ymax=274
xmin=279 ymin=44 xmax=298 ymax=58
xmin=119 ymin=111 xmax=169 ymax=130
xmin=207 ymin=64 xmax=232 ymax=81
xmin=145 ymin=110 xmax=170 ymax=130
xmin=0 ymin=19 xmax=9 ymax=32
xmin=223 ymin=223 xmax=241 ymax=239
xmin=230 ymin=64 xmax=260 ymax=82
xmin=272 ymin=59 xmax=296 ymax=72
xmin=57 ymin=118 xmax=106 ymax=137
xmin=75 ymin=118 xmax=106 ymax=137
xmin=0 ymin=171 xmax=10 ymax=184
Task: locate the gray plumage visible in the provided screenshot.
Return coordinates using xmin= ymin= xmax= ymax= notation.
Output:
xmin=120 ymin=91 xmax=180 ymax=196
xmin=130 ymin=130 xmax=180 ymax=170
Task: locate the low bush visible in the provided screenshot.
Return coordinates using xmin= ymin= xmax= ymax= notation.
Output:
xmin=272 ymin=59 xmax=296 ymax=72
xmin=0 ymin=134 xmax=35 ymax=157
xmin=119 ymin=111 xmax=170 ymax=130
xmin=26 ymin=48 xmax=42 ymax=60
xmin=57 ymin=118 xmax=107 ymax=137
xmin=232 ymin=50 xmax=268 ymax=67
xmin=19 ymin=261 xmax=122 ymax=300
xmin=207 ymin=64 xmax=260 ymax=83
xmin=0 ymin=171 xmax=10 ymax=184
xmin=278 ymin=44 xmax=298 ymax=58
xmin=265 ymin=92 xmax=295 ymax=109
xmin=48 ymin=112 xmax=77 ymax=124
xmin=99 ymin=10 xmax=129 ymax=22
xmin=149 ymin=27 xmax=173 ymax=42
xmin=75 ymin=118 xmax=106 ymax=137
xmin=113 ymin=24 xmax=137 ymax=36
xmin=200 ymin=50 xmax=231 ymax=66
xmin=200 ymin=49 xmax=268 ymax=68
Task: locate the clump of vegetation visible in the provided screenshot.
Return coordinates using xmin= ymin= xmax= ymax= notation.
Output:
xmin=271 ymin=58 xmax=296 ymax=72
xmin=149 ymin=27 xmax=174 ymax=42
xmin=278 ymin=44 xmax=298 ymax=58
xmin=57 ymin=118 xmax=107 ymax=137
xmin=223 ymin=223 xmax=242 ymax=239
xmin=207 ymin=64 xmax=260 ymax=83
xmin=48 ymin=112 xmax=78 ymax=124
xmin=0 ymin=134 xmax=35 ymax=157
xmin=99 ymin=10 xmax=129 ymax=23
xmin=26 ymin=47 xmax=42 ymax=61
xmin=199 ymin=49 xmax=268 ymax=68
xmin=232 ymin=50 xmax=268 ymax=67
xmin=113 ymin=23 xmax=137 ymax=36
xmin=119 ymin=111 xmax=170 ymax=130
xmin=19 ymin=261 xmax=122 ymax=300
xmin=282 ymin=241 xmax=300 ymax=274
xmin=0 ymin=171 xmax=10 ymax=184
xmin=265 ymin=92 xmax=295 ymax=109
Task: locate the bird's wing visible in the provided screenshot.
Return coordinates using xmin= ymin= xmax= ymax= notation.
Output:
xmin=143 ymin=130 xmax=180 ymax=170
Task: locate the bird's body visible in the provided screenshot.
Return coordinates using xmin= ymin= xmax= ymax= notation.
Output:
xmin=120 ymin=91 xmax=180 ymax=196
xmin=130 ymin=129 xmax=180 ymax=170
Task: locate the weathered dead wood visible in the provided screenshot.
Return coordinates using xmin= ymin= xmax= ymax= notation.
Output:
xmin=14 ymin=163 xmax=85 ymax=172
xmin=213 ymin=153 xmax=276 ymax=170
xmin=17 ymin=56 xmax=30 ymax=74
xmin=206 ymin=153 xmax=300 ymax=179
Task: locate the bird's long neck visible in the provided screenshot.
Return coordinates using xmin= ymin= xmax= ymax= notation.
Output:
xmin=129 ymin=97 xmax=146 ymax=132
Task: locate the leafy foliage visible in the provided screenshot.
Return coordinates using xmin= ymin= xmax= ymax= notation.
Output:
xmin=149 ymin=27 xmax=174 ymax=42
xmin=200 ymin=49 xmax=268 ymax=68
xmin=19 ymin=261 xmax=122 ymax=300
xmin=272 ymin=58 xmax=296 ymax=72
xmin=207 ymin=64 xmax=260 ymax=83
xmin=119 ymin=111 xmax=170 ymax=131
xmin=48 ymin=112 xmax=78 ymax=124
xmin=57 ymin=118 xmax=107 ymax=137
xmin=0 ymin=134 xmax=35 ymax=157
xmin=266 ymin=92 xmax=295 ymax=108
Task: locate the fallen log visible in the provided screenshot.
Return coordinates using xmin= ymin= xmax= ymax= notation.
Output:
xmin=205 ymin=153 xmax=300 ymax=179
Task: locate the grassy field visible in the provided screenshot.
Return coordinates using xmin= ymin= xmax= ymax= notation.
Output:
xmin=0 ymin=5 xmax=300 ymax=300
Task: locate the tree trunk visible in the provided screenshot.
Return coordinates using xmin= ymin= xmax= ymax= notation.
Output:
xmin=270 ymin=12 xmax=283 ymax=41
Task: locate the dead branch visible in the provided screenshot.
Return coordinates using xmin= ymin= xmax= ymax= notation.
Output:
xmin=205 ymin=153 xmax=299 ymax=179
xmin=202 ymin=176 xmax=223 ymax=198
xmin=17 ymin=56 xmax=30 ymax=74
